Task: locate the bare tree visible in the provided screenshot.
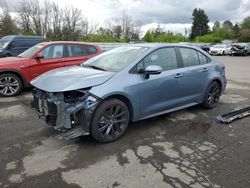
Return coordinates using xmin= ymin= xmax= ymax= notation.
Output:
xmin=16 ymin=0 xmax=33 ymax=34
xmin=29 ymin=0 xmax=42 ymax=35
xmin=42 ymin=0 xmax=52 ymax=38
xmin=63 ymin=7 xmax=81 ymax=31
xmin=0 ymin=0 xmax=9 ymax=17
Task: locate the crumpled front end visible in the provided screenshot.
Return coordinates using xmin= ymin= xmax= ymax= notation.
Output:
xmin=32 ymin=88 xmax=100 ymax=139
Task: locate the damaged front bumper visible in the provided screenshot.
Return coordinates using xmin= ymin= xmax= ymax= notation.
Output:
xmin=32 ymin=88 xmax=100 ymax=139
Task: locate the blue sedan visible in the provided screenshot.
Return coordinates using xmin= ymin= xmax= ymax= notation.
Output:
xmin=31 ymin=44 xmax=227 ymax=143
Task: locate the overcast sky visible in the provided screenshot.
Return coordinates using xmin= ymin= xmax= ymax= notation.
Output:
xmin=5 ymin=0 xmax=250 ymax=35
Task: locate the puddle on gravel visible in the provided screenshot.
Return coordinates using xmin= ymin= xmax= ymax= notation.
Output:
xmin=189 ymin=123 xmax=211 ymax=133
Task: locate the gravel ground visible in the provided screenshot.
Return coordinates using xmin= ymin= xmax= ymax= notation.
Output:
xmin=0 ymin=56 xmax=250 ymax=188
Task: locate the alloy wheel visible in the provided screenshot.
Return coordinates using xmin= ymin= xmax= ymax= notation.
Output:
xmin=207 ymin=82 xmax=221 ymax=107
xmin=97 ymin=104 xmax=128 ymax=139
xmin=0 ymin=76 xmax=20 ymax=96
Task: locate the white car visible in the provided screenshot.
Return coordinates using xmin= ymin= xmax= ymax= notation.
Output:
xmin=209 ymin=44 xmax=231 ymax=55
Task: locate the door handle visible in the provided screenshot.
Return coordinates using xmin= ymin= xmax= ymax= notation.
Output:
xmin=202 ymin=67 xmax=208 ymax=72
xmin=174 ymin=73 xmax=183 ymax=78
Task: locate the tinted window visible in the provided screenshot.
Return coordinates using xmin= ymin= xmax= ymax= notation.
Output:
xmin=41 ymin=45 xmax=64 ymax=59
xmin=86 ymin=46 xmax=97 ymax=54
xmin=179 ymin=48 xmax=199 ymax=67
xmin=143 ymin=48 xmax=178 ymax=71
xmin=197 ymin=52 xmax=207 ymax=64
xmin=65 ymin=44 xmax=87 ymax=57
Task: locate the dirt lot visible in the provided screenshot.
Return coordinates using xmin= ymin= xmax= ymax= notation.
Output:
xmin=0 ymin=56 xmax=250 ymax=188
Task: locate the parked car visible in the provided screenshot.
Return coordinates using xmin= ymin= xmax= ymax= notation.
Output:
xmin=230 ymin=43 xmax=250 ymax=56
xmin=31 ymin=44 xmax=227 ymax=143
xmin=0 ymin=41 xmax=102 ymax=97
xmin=200 ymin=44 xmax=211 ymax=53
xmin=0 ymin=35 xmax=43 ymax=57
xmin=209 ymin=44 xmax=231 ymax=55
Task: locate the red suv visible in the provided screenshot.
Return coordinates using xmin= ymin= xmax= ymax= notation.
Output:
xmin=0 ymin=41 xmax=102 ymax=97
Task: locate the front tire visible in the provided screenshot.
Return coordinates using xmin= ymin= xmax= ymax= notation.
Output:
xmin=91 ymin=99 xmax=130 ymax=143
xmin=243 ymin=50 xmax=247 ymax=56
xmin=202 ymin=81 xmax=221 ymax=109
xmin=0 ymin=73 xmax=22 ymax=97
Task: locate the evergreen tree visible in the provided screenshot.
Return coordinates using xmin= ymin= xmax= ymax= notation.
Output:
xmin=190 ymin=8 xmax=210 ymax=39
xmin=0 ymin=14 xmax=18 ymax=35
xmin=143 ymin=30 xmax=153 ymax=42
xmin=241 ymin=16 xmax=250 ymax=29
xmin=232 ymin=23 xmax=240 ymax=39
xmin=212 ymin=21 xmax=220 ymax=32
xmin=223 ymin=20 xmax=233 ymax=31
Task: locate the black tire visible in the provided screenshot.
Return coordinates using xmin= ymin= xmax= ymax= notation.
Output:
xmin=0 ymin=73 xmax=22 ymax=97
xmin=91 ymin=98 xmax=130 ymax=143
xmin=202 ymin=81 xmax=221 ymax=109
xmin=243 ymin=51 xmax=247 ymax=56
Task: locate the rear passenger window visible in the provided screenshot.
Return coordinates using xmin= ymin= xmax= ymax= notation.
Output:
xmin=65 ymin=45 xmax=87 ymax=57
xmin=86 ymin=46 xmax=97 ymax=54
xmin=143 ymin=48 xmax=178 ymax=71
xmin=197 ymin=52 xmax=207 ymax=64
xmin=179 ymin=48 xmax=199 ymax=67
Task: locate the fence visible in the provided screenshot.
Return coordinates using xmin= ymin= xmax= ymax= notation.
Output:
xmin=89 ymin=42 xmax=212 ymax=51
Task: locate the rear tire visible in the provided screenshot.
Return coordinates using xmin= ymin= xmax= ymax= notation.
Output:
xmin=0 ymin=73 xmax=22 ymax=97
xmin=202 ymin=81 xmax=221 ymax=109
xmin=91 ymin=99 xmax=130 ymax=143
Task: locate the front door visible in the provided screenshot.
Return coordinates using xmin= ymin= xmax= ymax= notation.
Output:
xmin=138 ymin=47 xmax=184 ymax=118
xmin=29 ymin=44 xmax=65 ymax=79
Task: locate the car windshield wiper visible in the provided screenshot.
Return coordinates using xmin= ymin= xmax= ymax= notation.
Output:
xmin=82 ymin=65 xmax=107 ymax=71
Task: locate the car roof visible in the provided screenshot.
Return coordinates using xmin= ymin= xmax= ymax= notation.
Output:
xmin=40 ymin=41 xmax=99 ymax=46
xmin=128 ymin=43 xmax=203 ymax=50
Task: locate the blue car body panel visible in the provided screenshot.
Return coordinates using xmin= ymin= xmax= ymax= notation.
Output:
xmin=32 ymin=44 xmax=227 ymax=122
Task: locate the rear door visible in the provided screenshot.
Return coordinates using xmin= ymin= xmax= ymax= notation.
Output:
xmin=176 ymin=47 xmax=210 ymax=103
xmin=62 ymin=44 xmax=98 ymax=66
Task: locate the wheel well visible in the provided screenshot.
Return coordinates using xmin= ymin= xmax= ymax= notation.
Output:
xmin=105 ymin=94 xmax=134 ymax=121
xmin=212 ymin=79 xmax=222 ymax=89
xmin=0 ymin=71 xmax=25 ymax=86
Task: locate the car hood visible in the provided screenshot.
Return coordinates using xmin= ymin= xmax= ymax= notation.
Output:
xmin=0 ymin=57 xmax=29 ymax=65
xmin=31 ymin=66 xmax=115 ymax=92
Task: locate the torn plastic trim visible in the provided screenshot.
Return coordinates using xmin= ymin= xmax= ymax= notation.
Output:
xmin=32 ymin=88 xmax=101 ymax=136
xmin=216 ymin=106 xmax=250 ymax=123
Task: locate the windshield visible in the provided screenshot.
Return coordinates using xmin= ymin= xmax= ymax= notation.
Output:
xmin=18 ymin=43 xmax=45 ymax=58
xmin=82 ymin=46 xmax=148 ymax=72
xmin=0 ymin=40 xmax=10 ymax=49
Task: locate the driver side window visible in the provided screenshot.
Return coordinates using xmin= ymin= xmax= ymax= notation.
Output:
xmin=142 ymin=47 xmax=178 ymax=71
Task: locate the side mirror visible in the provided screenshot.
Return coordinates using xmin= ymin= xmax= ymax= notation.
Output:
xmin=35 ymin=52 xmax=44 ymax=59
xmin=144 ymin=65 xmax=162 ymax=79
